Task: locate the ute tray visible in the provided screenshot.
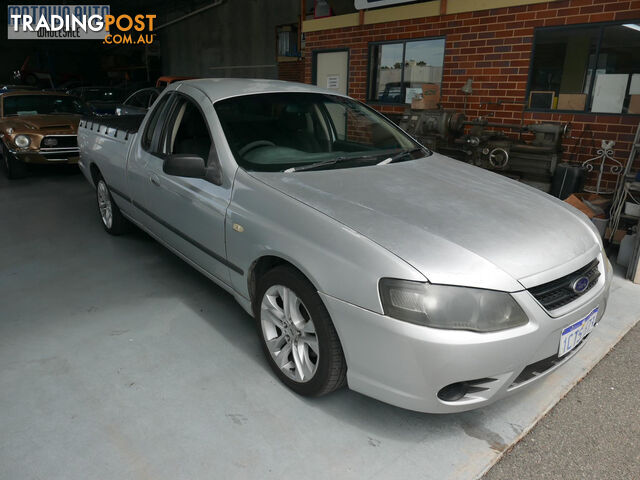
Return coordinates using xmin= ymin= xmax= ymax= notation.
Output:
xmin=79 ymin=114 xmax=145 ymax=138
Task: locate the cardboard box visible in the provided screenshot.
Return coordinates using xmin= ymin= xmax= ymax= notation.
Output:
xmin=411 ymin=83 xmax=440 ymax=110
xmin=575 ymin=192 xmax=610 ymax=218
xmin=558 ymin=93 xmax=587 ymax=111
xmin=605 ymin=227 xmax=627 ymax=244
xmin=565 ymin=194 xmax=596 ymax=218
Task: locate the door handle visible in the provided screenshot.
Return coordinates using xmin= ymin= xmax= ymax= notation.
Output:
xmin=149 ymin=174 xmax=160 ymax=187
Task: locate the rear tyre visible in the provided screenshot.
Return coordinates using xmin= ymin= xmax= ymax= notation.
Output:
xmin=254 ymin=265 xmax=347 ymax=397
xmin=2 ymin=144 xmax=28 ymax=179
xmin=96 ymin=176 xmax=128 ymax=235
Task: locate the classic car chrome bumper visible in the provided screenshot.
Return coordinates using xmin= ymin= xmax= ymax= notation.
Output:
xmin=14 ymin=149 xmax=80 ymax=164
xmin=320 ymin=254 xmax=612 ymax=413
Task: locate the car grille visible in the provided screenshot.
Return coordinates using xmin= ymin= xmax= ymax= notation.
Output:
xmin=40 ymin=135 xmax=78 ymax=150
xmin=528 ymin=259 xmax=600 ymax=311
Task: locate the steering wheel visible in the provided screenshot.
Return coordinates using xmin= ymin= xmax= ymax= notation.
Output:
xmin=238 ymin=140 xmax=275 ymax=157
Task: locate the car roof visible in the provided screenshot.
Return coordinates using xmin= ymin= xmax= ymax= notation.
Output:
xmin=0 ymin=90 xmax=74 ymax=98
xmin=74 ymin=86 xmax=121 ymax=91
xmin=1 ymin=85 xmax=39 ymax=90
xmin=176 ymin=78 xmax=347 ymax=103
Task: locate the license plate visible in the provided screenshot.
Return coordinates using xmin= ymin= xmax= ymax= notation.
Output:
xmin=558 ymin=307 xmax=598 ymax=357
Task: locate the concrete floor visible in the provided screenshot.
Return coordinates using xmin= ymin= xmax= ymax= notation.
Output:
xmin=484 ymin=321 xmax=640 ymax=480
xmin=2 ymin=171 xmax=640 ymax=480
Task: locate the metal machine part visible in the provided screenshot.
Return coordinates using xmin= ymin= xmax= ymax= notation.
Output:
xmin=397 ymin=110 xmax=465 ymax=148
xmin=397 ymin=108 xmax=569 ymax=191
xmin=489 ymin=147 xmax=509 ymax=168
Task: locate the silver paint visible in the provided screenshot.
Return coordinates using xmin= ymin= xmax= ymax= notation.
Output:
xmin=78 ymin=79 xmax=612 ymax=413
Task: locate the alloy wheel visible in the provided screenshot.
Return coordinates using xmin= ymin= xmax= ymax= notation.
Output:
xmin=97 ymin=181 xmax=113 ymax=229
xmin=260 ymin=285 xmax=319 ymax=383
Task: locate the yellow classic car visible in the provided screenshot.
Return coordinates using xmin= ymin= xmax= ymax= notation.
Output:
xmin=0 ymin=90 xmax=87 ymax=178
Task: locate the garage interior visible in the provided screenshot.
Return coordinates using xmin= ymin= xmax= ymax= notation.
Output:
xmin=1 ymin=1 xmax=640 ymax=479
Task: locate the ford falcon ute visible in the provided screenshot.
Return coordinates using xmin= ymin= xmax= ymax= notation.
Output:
xmin=77 ymin=79 xmax=612 ymax=413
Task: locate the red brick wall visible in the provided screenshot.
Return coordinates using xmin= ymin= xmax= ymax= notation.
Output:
xmin=278 ymin=60 xmax=305 ymax=83
xmin=303 ymin=0 xmax=640 ymax=191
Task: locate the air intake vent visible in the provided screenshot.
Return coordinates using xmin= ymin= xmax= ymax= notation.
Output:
xmin=40 ymin=125 xmax=71 ymax=130
xmin=529 ymin=259 xmax=599 ymax=311
xmin=437 ymin=377 xmax=498 ymax=402
xmin=509 ymin=333 xmax=589 ymax=389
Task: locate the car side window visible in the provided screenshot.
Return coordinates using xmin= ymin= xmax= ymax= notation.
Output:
xmin=162 ymin=96 xmax=213 ymax=165
xmin=128 ymin=91 xmax=150 ymax=108
xmin=324 ymin=103 xmax=347 ymax=141
xmin=141 ymin=94 xmax=172 ymax=151
xmin=147 ymin=91 xmax=159 ymax=108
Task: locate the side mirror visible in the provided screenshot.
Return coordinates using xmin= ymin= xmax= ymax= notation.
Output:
xmin=163 ymin=154 xmax=206 ymax=178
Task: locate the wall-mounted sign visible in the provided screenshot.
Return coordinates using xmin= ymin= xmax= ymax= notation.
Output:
xmin=8 ymin=5 xmax=110 ymax=39
xmin=326 ymin=75 xmax=339 ymax=89
xmin=354 ymin=0 xmax=427 ymax=10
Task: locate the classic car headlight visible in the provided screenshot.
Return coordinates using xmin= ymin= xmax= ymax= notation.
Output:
xmin=379 ymin=279 xmax=528 ymax=332
xmin=14 ymin=134 xmax=31 ymax=148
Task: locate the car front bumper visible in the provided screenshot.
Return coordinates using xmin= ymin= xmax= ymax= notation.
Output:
xmin=320 ymin=254 xmax=613 ymax=413
xmin=13 ymin=150 xmax=79 ymax=165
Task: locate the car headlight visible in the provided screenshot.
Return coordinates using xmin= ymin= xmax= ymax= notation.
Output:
xmin=379 ymin=278 xmax=528 ymax=332
xmin=14 ymin=134 xmax=31 ymax=148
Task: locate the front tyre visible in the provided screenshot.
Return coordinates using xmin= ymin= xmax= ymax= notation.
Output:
xmin=255 ymin=266 xmax=347 ymax=397
xmin=96 ymin=177 xmax=127 ymax=235
xmin=2 ymin=143 xmax=27 ymax=179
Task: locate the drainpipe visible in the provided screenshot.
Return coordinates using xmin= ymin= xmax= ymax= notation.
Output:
xmin=156 ymin=0 xmax=226 ymax=30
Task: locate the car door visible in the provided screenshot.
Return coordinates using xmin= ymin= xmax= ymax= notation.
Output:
xmin=127 ymin=86 xmax=234 ymax=286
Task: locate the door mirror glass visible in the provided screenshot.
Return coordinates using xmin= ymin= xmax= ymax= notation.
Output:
xmin=163 ymin=154 xmax=206 ymax=178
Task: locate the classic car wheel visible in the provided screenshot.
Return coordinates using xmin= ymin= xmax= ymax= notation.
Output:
xmin=2 ymin=144 xmax=27 ymax=179
xmin=96 ymin=177 xmax=127 ymax=235
xmin=255 ymin=266 xmax=347 ymax=396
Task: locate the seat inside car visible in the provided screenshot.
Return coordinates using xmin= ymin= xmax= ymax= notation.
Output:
xmin=172 ymin=103 xmax=212 ymax=162
xmin=275 ymin=108 xmax=321 ymax=153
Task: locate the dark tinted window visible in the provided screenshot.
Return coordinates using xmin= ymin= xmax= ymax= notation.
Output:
xmin=126 ymin=91 xmax=152 ymax=108
xmin=164 ymin=97 xmax=212 ymax=164
xmin=3 ymin=95 xmax=85 ymax=116
xmin=81 ymin=88 xmax=123 ymax=102
xmin=141 ymin=94 xmax=171 ymax=151
xmin=215 ymin=92 xmax=421 ymax=172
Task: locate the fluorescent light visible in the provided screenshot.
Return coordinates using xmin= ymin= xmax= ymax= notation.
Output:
xmin=622 ymin=24 xmax=640 ymax=32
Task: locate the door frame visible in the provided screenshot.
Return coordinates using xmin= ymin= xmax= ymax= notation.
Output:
xmin=312 ymin=48 xmax=350 ymax=96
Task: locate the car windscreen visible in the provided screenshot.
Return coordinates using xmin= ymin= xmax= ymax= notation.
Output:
xmin=214 ymin=92 xmax=426 ymax=172
xmin=3 ymin=95 xmax=85 ymax=116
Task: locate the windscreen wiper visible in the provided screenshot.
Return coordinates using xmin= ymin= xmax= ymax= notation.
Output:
xmin=377 ymin=147 xmax=427 ymax=165
xmin=284 ymin=152 xmax=387 ymax=173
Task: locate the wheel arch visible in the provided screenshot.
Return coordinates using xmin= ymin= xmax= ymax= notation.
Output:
xmin=248 ymin=252 xmax=351 ymax=381
xmin=89 ymin=162 xmax=102 ymax=186
xmin=248 ymin=254 xmax=322 ymax=306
